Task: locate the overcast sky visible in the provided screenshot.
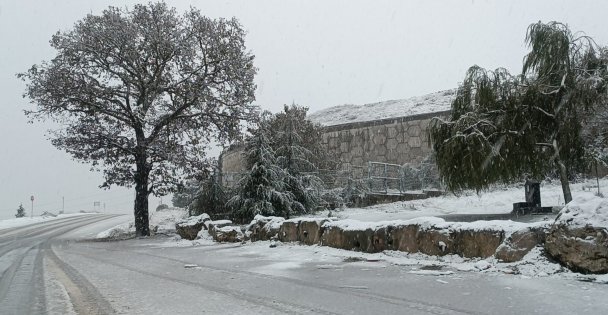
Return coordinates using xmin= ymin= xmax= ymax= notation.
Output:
xmin=1 ymin=0 xmax=608 ymax=219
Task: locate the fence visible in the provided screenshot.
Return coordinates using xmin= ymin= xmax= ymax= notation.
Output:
xmin=221 ymin=160 xmax=441 ymax=195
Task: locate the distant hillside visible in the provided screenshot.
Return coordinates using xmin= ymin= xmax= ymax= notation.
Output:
xmin=308 ymin=89 xmax=456 ymax=126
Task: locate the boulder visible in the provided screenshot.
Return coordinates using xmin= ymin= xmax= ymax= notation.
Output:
xmin=417 ymin=229 xmax=454 ymax=256
xmin=545 ymin=225 xmax=608 ymax=273
xmin=207 ymin=220 xmax=233 ymax=238
xmin=175 ymin=214 xmax=211 ymax=240
xmin=453 ymin=229 xmax=504 ymax=258
xmin=214 ymin=226 xmax=244 ymax=243
xmin=298 ymin=219 xmax=329 ymax=245
xmin=246 ymin=215 xmax=285 ymax=241
xmin=320 ymin=224 xmax=374 ymax=252
xmin=371 ymin=226 xmax=389 ymax=253
xmin=544 ymin=195 xmax=608 ymax=274
xmin=388 ymin=224 xmax=419 ymax=252
xmin=495 ymin=228 xmax=546 ymax=262
xmin=279 ymin=220 xmax=299 ymax=242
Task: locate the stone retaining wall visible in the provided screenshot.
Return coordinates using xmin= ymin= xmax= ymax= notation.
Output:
xmin=238 ymin=215 xmax=547 ymax=261
xmin=220 ymin=111 xmax=451 ymax=174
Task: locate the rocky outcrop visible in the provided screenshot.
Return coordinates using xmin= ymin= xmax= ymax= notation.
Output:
xmin=175 ymin=214 xmax=211 ymax=240
xmin=545 ymin=225 xmax=608 ymax=274
xmin=495 ymin=227 xmax=547 ymax=263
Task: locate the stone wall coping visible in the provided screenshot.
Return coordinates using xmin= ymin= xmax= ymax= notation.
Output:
xmin=321 ymin=110 xmax=452 ymax=133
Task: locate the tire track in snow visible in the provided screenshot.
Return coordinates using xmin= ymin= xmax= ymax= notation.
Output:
xmin=64 ymin=244 xmax=477 ymax=315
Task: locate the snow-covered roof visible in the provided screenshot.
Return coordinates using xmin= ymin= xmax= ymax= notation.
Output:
xmin=308 ymin=89 xmax=456 ymax=127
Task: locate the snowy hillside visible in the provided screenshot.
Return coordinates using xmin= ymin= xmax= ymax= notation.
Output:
xmin=308 ymin=89 xmax=456 ymax=126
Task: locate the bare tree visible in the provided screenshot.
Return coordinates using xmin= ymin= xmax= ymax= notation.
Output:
xmin=18 ymin=3 xmax=257 ymax=236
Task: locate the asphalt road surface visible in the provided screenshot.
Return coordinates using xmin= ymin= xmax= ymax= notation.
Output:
xmin=1 ymin=214 xmax=607 ymax=314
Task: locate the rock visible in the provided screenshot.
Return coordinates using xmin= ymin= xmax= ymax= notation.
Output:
xmin=417 ymin=229 xmax=454 ymax=256
xmin=175 ymin=214 xmax=211 ymax=240
xmin=246 ymin=215 xmax=284 ymax=241
xmin=298 ymin=219 xmax=329 ymax=245
xmin=453 ymin=230 xmax=504 ymax=258
xmin=207 ymin=219 xmax=233 ymax=238
xmin=320 ymin=225 xmax=375 ymax=252
xmin=495 ymin=228 xmax=546 ymax=262
xmin=545 ymin=224 xmax=608 ymax=274
xmin=213 ymin=226 xmax=244 ymax=243
xmin=279 ymin=220 xmax=299 ymax=242
xmin=371 ymin=226 xmax=389 ymax=253
xmin=388 ymin=224 xmax=419 ymax=252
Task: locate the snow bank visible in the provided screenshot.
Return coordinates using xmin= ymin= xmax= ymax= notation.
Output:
xmin=0 ymin=213 xmax=90 ymax=231
xmin=555 ymin=194 xmax=608 ymax=228
xmin=96 ymin=207 xmax=188 ymax=239
xmin=308 ymin=89 xmax=455 ymax=126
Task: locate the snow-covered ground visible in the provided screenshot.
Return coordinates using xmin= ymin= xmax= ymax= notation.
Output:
xmin=308 ymin=89 xmax=456 ymax=126
xmin=0 ymin=213 xmax=91 ymax=231
xmin=95 ymin=207 xmax=188 ymax=239
xmin=308 ymin=179 xmax=607 ymax=222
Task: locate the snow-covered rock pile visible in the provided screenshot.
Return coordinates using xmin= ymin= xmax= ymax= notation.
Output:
xmin=175 ymin=213 xmax=210 ymax=240
xmin=308 ymin=89 xmax=455 ymax=126
xmin=546 ymin=194 xmax=608 ymax=273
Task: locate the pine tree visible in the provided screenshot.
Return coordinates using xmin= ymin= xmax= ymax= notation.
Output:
xmin=430 ymin=22 xmax=608 ymax=203
xmin=271 ymin=105 xmax=324 ymax=213
xmin=227 ymin=120 xmax=295 ymax=221
xmin=190 ymin=169 xmax=229 ymax=217
xmin=15 ymin=204 xmax=26 ymax=218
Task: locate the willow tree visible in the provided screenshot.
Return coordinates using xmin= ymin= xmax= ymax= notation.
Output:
xmin=430 ymin=22 xmax=608 ymax=203
xmin=18 ymin=3 xmax=257 ymax=235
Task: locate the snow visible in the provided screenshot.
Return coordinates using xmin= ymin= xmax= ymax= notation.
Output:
xmin=555 ymin=193 xmax=608 ymax=228
xmin=0 ymin=213 xmax=90 ymax=231
xmin=96 ymin=208 xmax=188 ymax=239
xmin=308 ymin=89 xmax=456 ymax=127
xmin=307 ymin=179 xmax=608 ymax=222
xmin=176 ymin=213 xmax=210 ymax=226
xmin=323 ymin=217 xmax=549 ymax=235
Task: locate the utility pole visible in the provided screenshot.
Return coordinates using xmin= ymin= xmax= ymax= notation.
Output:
xmin=30 ymin=195 xmax=34 ymax=218
xmin=62 ymin=196 xmax=65 ymax=214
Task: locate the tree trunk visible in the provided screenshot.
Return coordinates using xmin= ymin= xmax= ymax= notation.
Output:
xmin=134 ymin=154 xmax=151 ymax=237
xmin=556 ymin=158 xmax=573 ymax=204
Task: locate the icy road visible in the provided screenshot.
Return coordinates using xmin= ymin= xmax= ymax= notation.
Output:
xmin=1 ymin=214 xmax=607 ymax=314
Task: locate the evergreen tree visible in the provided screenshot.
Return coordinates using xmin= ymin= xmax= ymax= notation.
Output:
xmin=430 ymin=22 xmax=608 ymax=203
xmin=270 ymin=105 xmax=324 ymax=213
xmin=227 ymin=120 xmax=295 ymax=221
xmin=190 ymin=169 xmax=229 ymax=217
xmin=172 ymin=179 xmax=201 ymax=209
xmin=15 ymin=204 xmax=26 ymax=218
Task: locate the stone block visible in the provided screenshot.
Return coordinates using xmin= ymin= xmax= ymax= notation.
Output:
xmin=408 ymin=136 xmax=422 ymax=148
xmin=495 ymin=228 xmax=546 ymax=262
xmin=279 ymin=220 xmax=299 ymax=242
xmin=298 ymin=219 xmax=329 ymax=245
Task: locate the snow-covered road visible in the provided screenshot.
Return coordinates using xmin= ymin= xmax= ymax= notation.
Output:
xmin=2 ymin=215 xmax=608 ymax=314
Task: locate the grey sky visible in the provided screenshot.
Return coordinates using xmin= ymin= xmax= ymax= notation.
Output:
xmin=1 ymin=0 xmax=607 ymax=219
